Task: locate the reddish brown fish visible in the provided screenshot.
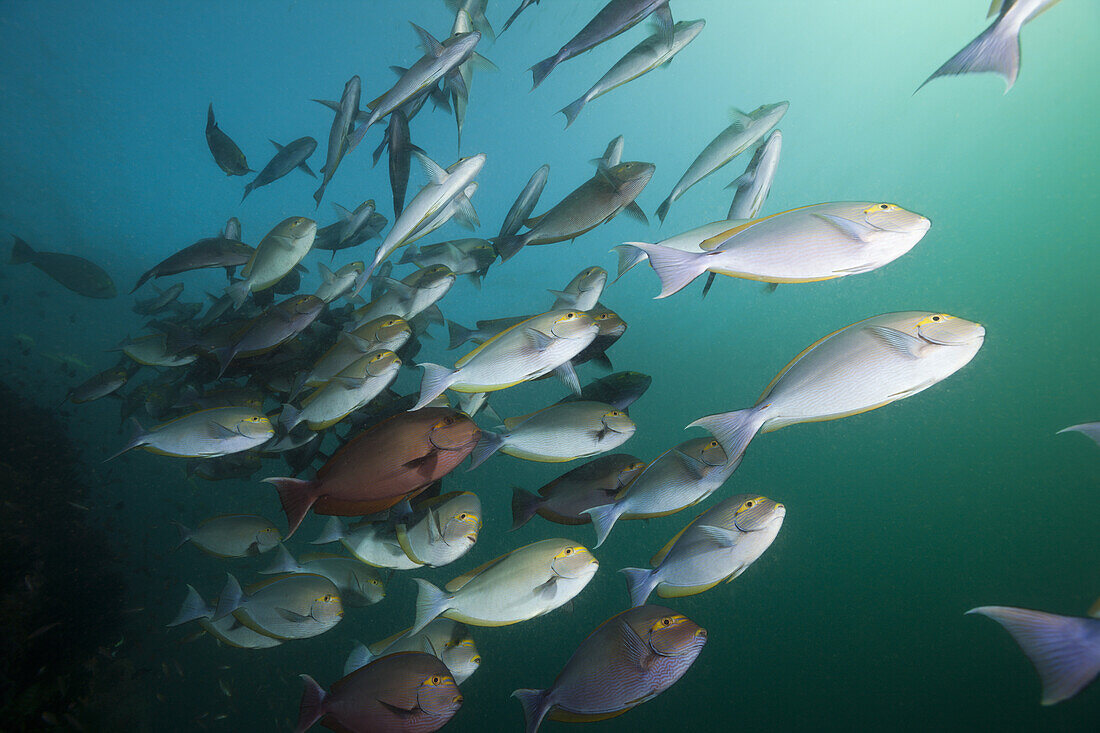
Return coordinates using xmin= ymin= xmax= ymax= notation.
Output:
xmin=265 ymin=408 xmax=479 ymax=537
xmin=296 ymin=652 xmax=462 ymax=733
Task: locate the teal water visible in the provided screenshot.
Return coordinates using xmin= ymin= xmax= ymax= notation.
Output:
xmin=1 ymin=0 xmax=1098 ymax=730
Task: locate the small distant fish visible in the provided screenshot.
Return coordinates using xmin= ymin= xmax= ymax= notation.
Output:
xmin=205 ymin=104 xmax=251 ymax=176
xmin=313 ymin=75 xmax=361 ymax=207
xmin=212 ymin=294 xmax=325 ymax=376
xmin=512 ymin=605 xmax=706 ymax=732
xmin=9 ymin=236 xmax=116 ymax=299
xmin=967 ymin=603 xmax=1100 ymax=705
xmin=242 ymin=137 xmax=317 ymax=201
xmin=60 ymin=366 xmax=130 ymax=407
xmin=1057 ymin=422 xmax=1100 ymax=448
xmin=918 ymin=0 xmax=1062 ymax=93
xmin=501 ymin=0 xmax=541 ymax=34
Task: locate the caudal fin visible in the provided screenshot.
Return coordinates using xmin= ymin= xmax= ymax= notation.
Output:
xmin=493 ymin=234 xmax=526 ymax=262
xmin=411 ymin=363 xmax=459 ymax=411
xmin=171 ymin=521 xmax=193 ymax=551
xmin=343 ymin=642 xmax=375 ymax=676
xmin=104 ymin=417 xmax=148 ymax=462
xmin=510 ymin=487 xmax=542 ymax=531
xmin=511 ymin=688 xmax=551 ymax=733
xmin=611 ymin=244 xmax=650 ymax=282
xmin=655 ymin=196 xmax=673 ymax=224
xmin=311 ymin=516 xmax=347 ymax=545
xmin=559 ymin=96 xmax=587 ymax=128
xmin=263 ymin=476 xmax=320 ymax=539
xmin=621 ymin=567 xmax=659 ymax=609
xmin=227 ymin=279 xmax=250 ymax=309
xmin=167 ymin=585 xmax=213 ymax=627
xmin=529 ymin=52 xmax=562 ymax=90
xmin=446 ymin=320 xmax=476 ymax=351
xmin=687 ymin=406 xmax=767 ymax=468
xmin=967 ymin=606 xmax=1100 ymax=705
xmin=582 ymin=502 xmax=624 ymax=549
xmin=9 ymin=236 xmax=36 ymax=265
xmin=627 ymin=242 xmax=711 ymax=299
xmin=295 ymin=675 xmax=328 ymax=733
xmin=409 ymin=578 xmax=454 ymax=637
xmin=468 ymin=430 xmax=506 ymax=471
xmin=212 ymin=573 xmax=244 ymax=621
xmin=917 ymin=15 xmax=1021 ymax=93
xmin=260 ymin=543 xmax=300 ymax=575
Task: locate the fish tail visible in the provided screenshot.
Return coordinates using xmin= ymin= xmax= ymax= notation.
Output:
xmin=259 ymin=542 xmax=299 ymax=575
xmin=509 ymin=486 xmax=542 ymax=531
xmin=397 ymin=244 xmax=419 ymax=265
xmin=241 ymin=181 xmax=254 ymax=202
xmin=409 ymin=578 xmax=454 ymax=637
xmin=411 ymin=363 xmax=459 ymax=411
xmin=627 ymin=241 xmax=710 ymax=299
xmin=312 ymin=182 xmax=327 ymax=208
xmin=104 ymin=417 xmax=147 ymax=462
xmin=917 ymin=15 xmax=1021 ymax=94
xmin=171 ymin=521 xmax=193 ymax=551
xmin=310 ymin=516 xmax=347 ymax=545
xmin=294 ymin=675 xmax=327 ymax=733
xmin=279 ymin=403 xmax=303 ymax=433
xmin=206 ymin=103 xmax=216 ymax=131
xmin=446 ymin=320 xmax=475 ymax=351
xmin=9 ymin=236 xmax=35 ymax=265
xmin=468 ymin=430 xmax=505 ymax=471
xmin=226 ymin=279 xmax=250 ymax=309
xmin=166 ymin=584 xmax=212 ymax=627
xmin=213 ymin=345 xmax=237 ymax=379
xmin=529 ymin=52 xmax=562 ymax=90
xmin=655 ymin=196 xmax=673 ymax=224
xmin=130 ymin=269 xmax=155 ymax=293
xmin=343 ymin=642 xmax=375 ymax=676
xmin=967 ymin=606 xmax=1100 ymax=705
xmin=687 ymin=406 xmax=767 ymax=468
xmin=582 ymin=502 xmax=623 ymax=549
xmin=492 ymin=234 xmax=526 ymax=262
xmin=611 ymin=244 xmax=649 ymax=283
xmin=559 ymin=95 xmax=587 ymax=128
xmin=263 ymin=476 xmax=320 ymax=539
xmin=511 ymin=688 xmax=551 ymax=733
xmin=212 ymin=573 xmax=244 ymax=621
xmin=621 ymin=567 xmax=659 ymax=609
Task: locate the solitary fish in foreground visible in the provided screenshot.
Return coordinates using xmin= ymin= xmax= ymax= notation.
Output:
xmin=622 ymin=494 xmax=785 ymax=607
xmin=9 ymin=236 xmax=116 ymax=299
xmin=628 ymin=202 xmax=931 ymax=298
xmin=205 ymin=103 xmax=251 ymax=176
xmin=690 ymin=311 xmax=985 ymax=469
xmin=108 ymin=407 xmax=274 ymax=461
xmin=967 ymin=604 xmax=1100 ymax=705
xmin=917 ymin=0 xmax=1062 ymax=94
xmin=409 ymin=538 xmax=599 ymax=636
xmin=1057 ymin=423 xmax=1100 ymax=448
xmin=512 ymin=605 xmax=706 ymax=733
xmin=297 ymin=652 xmax=462 ymax=733
xmin=242 ymin=136 xmax=317 ymax=201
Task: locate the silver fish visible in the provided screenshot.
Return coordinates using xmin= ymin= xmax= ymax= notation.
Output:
xmin=313 ymin=75 xmax=361 ymax=206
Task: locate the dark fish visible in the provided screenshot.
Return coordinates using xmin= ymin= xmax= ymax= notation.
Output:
xmin=313 ymin=205 xmax=388 ymax=256
xmin=9 ymin=236 xmax=116 ymax=299
xmin=60 ymin=365 xmax=131 ymax=407
xmin=314 ymin=76 xmax=361 ymax=207
xmin=296 ymin=652 xmax=462 ymax=733
xmin=132 ymin=282 xmax=184 ymax=315
xmin=264 ymin=407 xmax=480 ymax=537
xmin=132 ymin=237 xmax=254 ymax=293
xmin=386 ymin=110 xmax=414 ymax=216
xmin=502 ymin=0 xmax=542 ymax=34
xmin=529 ymin=0 xmax=672 ymax=89
xmin=213 ymin=294 xmax=325 ymax=377
xmin=511 ymin=453 xmax=646 ymax=530
xmin=242 ymin=137 xmax=317 ymax=201
xmin=513 ymin=606 xmax=706 ymax=732
xmin=558 ymin=371 xmax=652 ymax=411
xmin=205 ymin=104 xmax=251 ymax=176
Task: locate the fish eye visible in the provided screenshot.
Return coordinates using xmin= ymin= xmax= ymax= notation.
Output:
xmin=472 ymin=656 xmax=481 ymax=665
xmin=661 ymin=618 xmax=672 ymax=627
xmin=931 ymin=315 xmax=941 ymax=322
xmin=745 ymin=500 xmax=755 ymax=508
xmin=564 ymin=548 xmax=573 ymax=555
xmin=879 ymin=204 xmax=889 ymax=210
xmin=431 ymin=676 xmax=441 ymax=685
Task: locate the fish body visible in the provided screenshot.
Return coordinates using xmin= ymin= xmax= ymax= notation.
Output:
xmin=500 ymin=164 xmax=551 ymax=239
xmin=622 ymin=494 xmax=785 ymax=606
xmin=529 ymin=0 xmax=672 ymax=88
xmin=9 ymin=236 xmax=116 ymax=298
xmin=296 ymin=653 xmax=462 ymax=733
xmin=261 ymin=546 xmax=385 ymax=607
xmin=351 ymin=265 xmax=456 ymax=327
xmin=691 ymin=311 xmax=986 ymax=468
xmin=265 ymin=407 xmax=480 ymax=537
xmin=551 ymin=266 xmax=607 ymax=311
xmin=513 ymin=605 xmax=706 ymax=733
xmin=630 ymin=201 xmax=931 ymax=298
xmin=313 ymin=202 xmax=387 ymax=254
xmin=400 ymin=238 xmax=496 ymax=281
xmin=108 ymin=407 xmax=273 ymax=460
xmin=314 ymin=261 xmax=364 ymax=303
xmin=410 ymin=538 xmax=599 ymax=635
xmin=133 ymin=282 xmax=184 ymax=315
xmin=502 ymin=0 xmax=541 ymax=34
xmin=472 ymin=401 xmax=636 ymax=468
xmin=214 ymin=572 xmax=342 ymax=640
xmin=495 ymin=161 xmax=654 ymax=261
xmin=174 ymin=514 xmax=281 ymax=558
xmin=228 ymin=216 xmax=317 ymax=306
xmin=243 ymin=136 xmax=317 ymax=200
xmin=205 ymin=104 xmax=251 ymax=176
xmin=584 ymin=437 xmax=733 ymax=547
xmin=511 ymin=453 xmax=646 ymax=530
xmin=62 ymin=366 xmax=130 ymax=406
xmin=132 ymin=237 xmax=254 ymax=293
xmin=396 ymin=491 xmax=482 ymax=567
xmin=918 ymin=0 xmax=1061 ymax=93
xmin=386 ymin=110 xmax=414 ymax=215
xmin=314 ymin=75 xmax=361 ymax=206
xmin=349 ymin=619 xmax=480 ymax=684
xmin=215 ymin=294 xmax=325 ymax=376
xmin=557 ymin=371 xmax=652 ymax=411
xmin=412 ymin=310 xmax=599 ymax=410
xmin=656 ymin=101 xmax=788 ymax=222
xmin=727 ymin=129 xmax=783 ymax=220
xmin=282 ymin=350 xmax=401 ymax=431
xmin=561 ymin=19 xmax=705 ymax=127
xmin=304 ymin=316 xmax=411 ymax=388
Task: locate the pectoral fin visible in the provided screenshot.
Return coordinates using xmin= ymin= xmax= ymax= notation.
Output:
xmin=814 ymin=213 xmax=880 ymax=242
xmin=867 ymin=325 xmax=929 ymax=359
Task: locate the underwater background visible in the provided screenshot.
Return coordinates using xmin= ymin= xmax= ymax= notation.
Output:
xmin=1 ymin=0 xmax=1098 ymax=730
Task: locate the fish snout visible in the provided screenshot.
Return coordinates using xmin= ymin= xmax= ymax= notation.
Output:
xmin=695 ymin=627 xmax=707 ymax=639
xmin=453 ymin=695 xmax=464 ymax=706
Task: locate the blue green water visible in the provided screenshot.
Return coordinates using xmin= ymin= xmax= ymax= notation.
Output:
xmin=1 ymin=0 xmax=1098 ymax=730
